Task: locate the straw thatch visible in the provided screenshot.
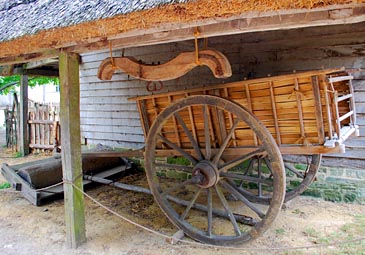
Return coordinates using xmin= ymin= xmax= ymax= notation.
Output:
xmin=0 ymin=0 xmax=190 ymax=43
xmin=0 ymin=0 xmax=364 ymax=60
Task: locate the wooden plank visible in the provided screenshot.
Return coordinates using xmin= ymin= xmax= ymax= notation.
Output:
xmin=322 ymin=77 xmax=334 ymax=139
xmin=348 ymin=79 xmax=357 ymax=125
xmin=328 ymin=75 xmax=353 ymax=83
xmin=19 ymin=74 xmax=29 ymax=156
xmin=28 ymin=120 xmax=56 ymax=124
xmin=186 ymin=92 xmax=199 ymax=148
xmin=137 ymin=100 xmax=150 ymax=137
xmin=269 ymin=82 xmax=281 ymax=145
xmin=1 ymin=163 xmax=39 ymax=205
xmin=59 ymin=51 xmax=86 ymax=248
xmin=29 ymin=144 xmax=56 ymax=149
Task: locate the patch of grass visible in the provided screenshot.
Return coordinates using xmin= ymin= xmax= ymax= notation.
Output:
xmin=275 ymin=228 xmax=285 ymax=235
xmin=294 ymin=164 xmax=307 ymax=170
xmin=302 ymin=214 xmax=365 ymax=254
xmin=0 ymin=182 xmax=11 ymax=189
xmin=14 ymin=152 xmax=23 ymax=158
xmin=303 ymin=227 xmax=321 ymax=239
xmin=167 ymin=156 xmax=191 ymax=166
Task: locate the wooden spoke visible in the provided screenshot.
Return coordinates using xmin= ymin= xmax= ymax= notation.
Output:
xmin=214 ymin=185 xmax=241 ymax=236
xmin=219 ymin=148 xmax=266 ymax=173
xmin=154 ymin=163 xmax=193 ymax=173
xmin=221 ymin=180 xmax=266 ymax=219
xmin=174 ymin=112 xmax=204 ymax=161
xmin=165 ymin=194 xmax=254 ymax=225
xmin=162 ymin=178 xmax=196 ymax=196
xmin=207 ymin=188 xmax=213 ymax=236
xmin=158 ymin=134 xmax=197 ymax=164
xmin=180 ymin=188 xmax=202 ymax=220
xmin=284 ymin=163 xmax=305 ymax=178
xmin=213 ymin=118 xmax=240 ymax=165
xmin=227 ymin=179 xmax=270 ymax=200
xmin=220 ymin=172 xmax=273 ymax=186
xmin=258 ymin=158 xmax=263 ymax=197
xmin=264 ymin=157 xmax=273 ymax=176
xmin=203 ymin=105 xmax=211 ymax=160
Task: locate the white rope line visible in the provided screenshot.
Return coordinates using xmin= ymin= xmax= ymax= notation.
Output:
xmin=0 ymin=188 xmax=21 ymax=193
xmin=1 ymin=178 xmax=364 ymax=251
xmin=70 ymin=182 xmax=365 ymax=252
xmin=0 ymin=180 xmax=64 ymax=193
xmin=34 ymin=181 xmax=64 ymax=191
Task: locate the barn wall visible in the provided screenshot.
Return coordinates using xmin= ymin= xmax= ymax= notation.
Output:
xmin=79 ymin=22 xmax=365 ymax=157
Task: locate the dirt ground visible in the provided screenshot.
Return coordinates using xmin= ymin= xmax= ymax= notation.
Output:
xmin=0 ymin=143 xmax=364 ymax=255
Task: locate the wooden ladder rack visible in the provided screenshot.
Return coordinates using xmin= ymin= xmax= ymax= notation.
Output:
xmin=328 ymin=74 xmax=356 ymax=143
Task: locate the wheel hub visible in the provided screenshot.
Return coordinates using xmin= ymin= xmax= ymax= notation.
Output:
xmin=192 ymin=160 xmax=219 ymax=188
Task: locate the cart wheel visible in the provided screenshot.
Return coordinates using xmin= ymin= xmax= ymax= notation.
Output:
xmin=145 ymin=95 xmax=285 ymax=245
xmin=231 ymin=154 xmax=321 ymax=204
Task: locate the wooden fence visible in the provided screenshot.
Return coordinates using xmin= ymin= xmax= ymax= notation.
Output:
xmin=28 ymin=102 xmax=60 ymax=152
xmin=5 ymin=93 xmax=19 ymax=151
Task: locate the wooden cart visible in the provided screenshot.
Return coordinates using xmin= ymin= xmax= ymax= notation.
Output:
xmin=128 ymin=69 xmax=357 ymax=245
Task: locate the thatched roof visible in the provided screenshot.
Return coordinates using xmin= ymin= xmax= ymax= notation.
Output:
xmin=0 ymin=0 xmax=364 ymax=65
xmin=0 ymin=0 xmax=189 ymax=42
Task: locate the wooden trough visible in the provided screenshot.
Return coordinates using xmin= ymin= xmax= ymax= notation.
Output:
xmin=1 ymin=155 xmax=133 ymax=206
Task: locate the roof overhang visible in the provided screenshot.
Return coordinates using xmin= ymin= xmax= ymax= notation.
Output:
xmin=0 ymin=3 xmax=364 ymax=67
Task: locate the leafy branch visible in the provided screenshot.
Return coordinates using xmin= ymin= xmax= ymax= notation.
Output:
xmin=0 ymin=75 xmax=59 ymax=95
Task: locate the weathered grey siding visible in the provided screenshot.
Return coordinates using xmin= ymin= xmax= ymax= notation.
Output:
xmin=79 ymin=22 xmax=365 ymax=158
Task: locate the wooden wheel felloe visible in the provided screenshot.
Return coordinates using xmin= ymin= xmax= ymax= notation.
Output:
xmin=283 ymin=154 xmax=321 ymax=202
xmin=144 ymin=95 xmax=286 ymax=245
xmin=231 ymin=154 xmax=321 ymax=204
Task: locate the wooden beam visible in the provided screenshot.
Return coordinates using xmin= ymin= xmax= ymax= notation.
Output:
xmin=69 ymin=5 xmax=365 ymax=54
xmin=59 ymin=51 xmax=86 ymax=248
xmin=24 ymin=58 xmax=58 ymax=69
xmin=0 ymin=49 xmax=59 ymax=66
xmin=19 ymin=74 xmax=29 ymax=156
xmin=13 ymin=67 xmax=59 ymax=77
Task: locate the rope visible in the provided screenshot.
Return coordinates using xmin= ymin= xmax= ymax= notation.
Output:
xmin=71 ymin=182 xmax=365 ymax=252
xmin=109 ymin=41 xmax=117 ymax=70
xmin=1 ymin=177 xmax=364 ymax=251
xmin=194 ymin=28 xmax=201 ymax=65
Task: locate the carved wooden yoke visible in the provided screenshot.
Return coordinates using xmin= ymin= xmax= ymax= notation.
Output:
xmin=97 ymin=49 xmax=232 ymax=81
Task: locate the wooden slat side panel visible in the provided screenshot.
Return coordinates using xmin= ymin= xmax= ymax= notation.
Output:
xmin=138 ymin=70 xmax=353 ymax=150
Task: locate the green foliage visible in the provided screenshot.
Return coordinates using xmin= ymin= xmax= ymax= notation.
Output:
xmin=0 ymin=75 xmax=59 ymax=95
xmin=0 ymin=182 xmax=11 ymax=189
xmin=14 ymin=151 xmax=23 ymax=158
xmin=167 ymin=156 xmax=191 ymax=166
xmin=302 ymin=214 xmax=365 ymax=254
xmin=275 ymin=228 xmax=285 ymax=235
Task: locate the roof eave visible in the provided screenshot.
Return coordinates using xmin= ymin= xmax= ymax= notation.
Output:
xmin=0 ymin=3 xmax=364 ymax=66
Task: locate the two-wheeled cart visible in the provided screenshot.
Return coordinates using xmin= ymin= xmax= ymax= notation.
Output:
xmin=127 ymin=69 xmax=357 ymax=245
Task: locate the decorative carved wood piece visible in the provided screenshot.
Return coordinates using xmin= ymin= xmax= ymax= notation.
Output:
xmin=97 ymin=49 xmax=232 ymax=81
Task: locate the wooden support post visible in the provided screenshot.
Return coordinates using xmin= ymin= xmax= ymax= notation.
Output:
xmin=59 ymin=51 xmax=86 ymax=248
xmin=19 ymin=74 xmax=29 ymax=156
